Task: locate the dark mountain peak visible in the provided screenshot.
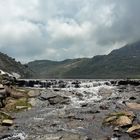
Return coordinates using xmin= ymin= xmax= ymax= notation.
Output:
xmin=109 ymin=41 xmax=140 ymax=57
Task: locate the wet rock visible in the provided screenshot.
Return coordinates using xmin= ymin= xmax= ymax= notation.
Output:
xmin=75 ymin=92 xmax=84 ymax=100
xmin=58 ymin=82 xmax=66 ymax=88
xmin=98 ymin=87 xmax=112 ymax=98
xmin=100 ymin=105 xmax=109 ymax=110
xmin=118 ymin=80 xmax=140 ymax=86
xmin=39 ymin=92 xmax=57 ymax=100
xmin=81 ymin=103 xmax=88 ymax=107
xmin=53 ymin=89 xmax=60 ymax=92
xmin=49 ymin=96 xmax=69 ymax=105
xmin=65 ymin=114 xmax=84 ymax=121
xmin=72 ymin=81 xmax=80 ymax=88
xmin=85 ymin=110 xmax=100 ymax=114
xmin=0 ymin=134 xmax=12 ymax=139
xmin=39 ymin=93 xmax=70 ymax=105
xmin=129 ymin=96 xmax=137 ymax=100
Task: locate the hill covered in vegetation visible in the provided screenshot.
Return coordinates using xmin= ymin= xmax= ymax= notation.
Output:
xmin=28 ymin=41 xmax=140 ymax=79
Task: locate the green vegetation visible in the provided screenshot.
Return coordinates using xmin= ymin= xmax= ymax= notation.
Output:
xmin=0 ymin=52 xmax=34 ymax=78
xmin=0 ymin=41 xmax=139 ymax=79
xmin=27 ymin=41 xmax=140 ymax=79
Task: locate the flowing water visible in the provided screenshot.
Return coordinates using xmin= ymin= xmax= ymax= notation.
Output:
xmin=1 ymin=79 xmax=140 ymax=140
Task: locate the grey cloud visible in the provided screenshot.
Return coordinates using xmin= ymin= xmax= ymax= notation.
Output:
xmin=0 ymin=0 xmax=140 ymax=63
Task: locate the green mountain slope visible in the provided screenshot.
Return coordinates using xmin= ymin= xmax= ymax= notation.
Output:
xmin=0 ymin=52 xmax=34 ymax=78
xmin=28 ymin=41 xmax=140 ymax=79
xmin=28 ymin=58 xmax=89 ymax=78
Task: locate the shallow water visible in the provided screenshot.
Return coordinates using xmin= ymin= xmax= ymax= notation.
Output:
xmin=1 ymin=79 xmax=139 ymax=140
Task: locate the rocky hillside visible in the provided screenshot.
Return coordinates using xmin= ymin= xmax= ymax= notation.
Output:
xmin=0 ymin=52 xmax=33 ymax=78
xmin=28 ymin=41 xmax=140 ymax=79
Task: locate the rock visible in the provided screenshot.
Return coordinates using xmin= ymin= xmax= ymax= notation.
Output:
xmin=0 ymin=111 xmax=13 ymax=120
xmin=53 ymin=89 xmax=60 ymax=92
xmin=115 ymin=116 xmax=132 ymax=126
xmin=129 ymin=96 xmax=137 ymax=100
xmin=0 ymin=84 xmax=4 ymax=89
xmin=0 ymin=112 xmax=13 ymax=126
xmin=29 ymin=98 xmax=36 ymax=106
xmin=28 ymin=90 xmax=40 ymax=98
xmin=2 ymin=119 xmax=13 ymax=126
xmin=39 ymin=92 xmax=57 ymax=100
xmin=39 ymin=91 xmax=70 ymax=105
xmin=118 ymin=80 xmax=140 ymax=86
xmin=126 ymin=125 xmax=140 ymax=140
xmin=0 ymin=84 xmax=8 ymax=107
xmin=58 ymin=82 xmax=66 ymax=88
xmin=65 ymin=114 xmax=84 ymax=121
xmin=71 ymin=81 xmax=80 ymax=88
xmin=15 ymin=106 xmax=29 ymax=110
xmin=100 ymin=105 xmax=109 ymax=110
xmin=98 ymin=87 xmax=112 ymax=98
xmin=127 ymin=124 xmax=140 ymax=133
xmin=10 ymin=90 xmax=27 ymax=99
xmin=47 ymin=95 xmax=70 ymax=105
xmin=110 ymin=111 xmax=135 ymax=118
xmin=29 ymin=134 xmax=62 ymax=140
xmin=114 ymin=127 xmax=119 ymax=131
xmin=103 ymin=116 xmax=117 ymax=124
xmin=5 ymin=98 xmax=32 ymax=112
xmin=75 ymin=92 xmax=84 ymax=99
xmin=61 ymin=133 xmax=86 ymax=140
xmin=103 ymin=111 xmax=134 ymax=126
xmin=81 ymin=103 xmax=88 ymax=107
xmin=0 ymin=134 xmax=13 ymax=140
xmin=126 ymin=102 xmax=140 ymax=110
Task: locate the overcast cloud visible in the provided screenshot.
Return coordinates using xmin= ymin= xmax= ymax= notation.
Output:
xmin=0 ymin=0 xmax=140 ymax=63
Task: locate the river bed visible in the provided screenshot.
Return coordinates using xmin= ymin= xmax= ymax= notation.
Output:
xmin=1 ymin=80 xmax=140 ymax=140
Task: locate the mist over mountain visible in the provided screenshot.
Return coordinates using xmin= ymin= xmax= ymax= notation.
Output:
xmin=27 ymin=41 xmax=140 ymax=79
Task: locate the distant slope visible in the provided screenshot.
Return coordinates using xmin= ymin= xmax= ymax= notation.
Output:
xmin=28 ymin=58 xmax=89 ymax=78
xmin=28 ymin=41 xmax=140 ymax=79
xmin=0 ymin=52 xmax=34 ymax=78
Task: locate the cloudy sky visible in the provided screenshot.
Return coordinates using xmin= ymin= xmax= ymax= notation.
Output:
xmin=0 ymin=0 xmax=140 ymax=63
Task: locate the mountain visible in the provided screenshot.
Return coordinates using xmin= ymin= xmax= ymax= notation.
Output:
xmin=28 ymin=41 xmax=140 ymax=79
xmin=0 ymin=52 xmax=34 ymax=78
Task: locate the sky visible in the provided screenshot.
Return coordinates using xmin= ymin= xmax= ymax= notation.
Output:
xmin=0 ymin=0 xmax=140 ymax=63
